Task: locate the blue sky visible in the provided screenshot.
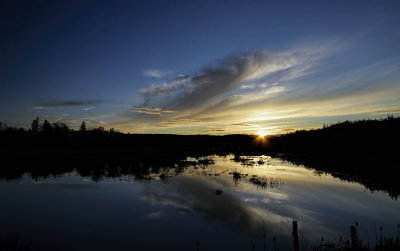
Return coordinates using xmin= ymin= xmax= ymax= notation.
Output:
xmin=1 ymin=0 xmax=400 ymax=134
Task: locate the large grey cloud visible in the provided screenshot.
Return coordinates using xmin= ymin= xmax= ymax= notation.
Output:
xmin=142 ymin=50 xmax=296 ymax=110
xmin=142 ymin=75 xmax=190 ymax=106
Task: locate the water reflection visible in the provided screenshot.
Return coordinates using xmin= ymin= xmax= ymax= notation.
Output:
xmin=0 ymin=155 xmax=399 ymax=250
xmin=142 ymin=175 xmax=290 ymax=235
xmin=141 ymin=155 xmax=399 ymax=246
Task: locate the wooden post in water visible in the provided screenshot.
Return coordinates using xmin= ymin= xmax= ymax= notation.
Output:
xmin=292 ymin=220 xmax=299 ymax=251
xmin=350 ymin=225 xmax=358 ymax=249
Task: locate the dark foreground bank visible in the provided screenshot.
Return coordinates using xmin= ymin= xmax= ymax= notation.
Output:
xmin=1 ymin=220 xmax=399 ymax=250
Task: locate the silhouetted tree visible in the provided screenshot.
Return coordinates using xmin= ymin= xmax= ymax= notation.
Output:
xmin=31 ymin=117 xmax=40 ymax=132
xmin=110 ymin=128 xmax=119 ymax=135
xmin=80 ymin=121 xmax=86 ymax=132
xmin=41 ymin=120 xmax=52 ymax=133
xmin=52 ymin=122 xmax=61 ymax=134
xmin=94 ymin=126 xmax=104 ymax=132
xmin=60 ymin=122 xmax=69 ymax=133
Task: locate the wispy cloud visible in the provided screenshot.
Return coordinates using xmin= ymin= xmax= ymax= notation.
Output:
xmin=143 ymin=69 xmax=172 ymax=79
xmin=371 ymin=109 xmax=400 ymax=115
xmin=240 ymin=82 xmax=274 ymax=89
xmin=33 ymin=100 xmax=101 ymax=110
xmin=133 ymin=106 xmax=174 ymax=116
xmin=142 ymin=75 xmax=190 ymax=96
xmin=84 ymin=106 xmax=96 ymax=111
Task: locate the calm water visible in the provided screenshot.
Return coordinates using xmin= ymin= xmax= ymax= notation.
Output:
xmin=1 ymin=155 xmax=399 ymax=250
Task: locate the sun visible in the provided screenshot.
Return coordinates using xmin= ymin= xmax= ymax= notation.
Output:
xmin=257 ymin=131 xmax=267 ymax=138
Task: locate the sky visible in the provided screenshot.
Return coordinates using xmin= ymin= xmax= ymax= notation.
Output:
xmin=1 ymin=0 xmax=400 ymax=135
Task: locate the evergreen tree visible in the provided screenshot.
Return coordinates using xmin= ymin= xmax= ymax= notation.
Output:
xmin=80 ymin=121 xmax=86 ymax=132
xmin=31 ymin=117 xmax=40 ymax=132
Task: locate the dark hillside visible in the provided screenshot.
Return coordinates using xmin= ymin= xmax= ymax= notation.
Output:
xmin=268 ymin=116 xmax=400 ymax=197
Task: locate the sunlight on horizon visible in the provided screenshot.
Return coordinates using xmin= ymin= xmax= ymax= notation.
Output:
xmin=257 ymin=130 xmax=267 ymax=138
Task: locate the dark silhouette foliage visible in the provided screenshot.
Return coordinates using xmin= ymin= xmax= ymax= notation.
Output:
xmin=40 ymin=120 xmax=52 ymax=133
xmin=31 ymin=117 xmax=40 ymax=132
xmin=80 ymin=121 xmax=86 ymax=132
xmin=267 ymin=115 xmax=400 ymax=197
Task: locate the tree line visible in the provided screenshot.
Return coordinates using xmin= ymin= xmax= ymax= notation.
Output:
xmin=0 ymin=117 xmax=119 ymax=135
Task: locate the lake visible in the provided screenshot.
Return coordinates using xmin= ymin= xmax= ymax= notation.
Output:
xmin=1 ymin=155 xmax=399 ymax=250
